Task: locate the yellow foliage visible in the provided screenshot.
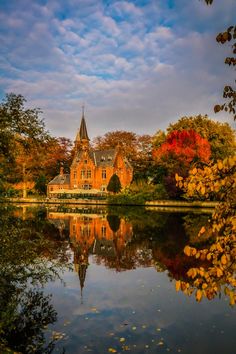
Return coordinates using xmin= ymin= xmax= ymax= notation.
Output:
xmin=175 ymin=280 xmax=181 ymax=292
xmin=221 ymin=254 xmax=227 ymax=265
xmin=175 ymin=156 xmax=236 ymax=305
xmin=198 ymin=226 xmax=206 ymax=235
xmin=184 ymin=245 xmax=191 ymax=256
xmin=196 ymin=290 xmax=203 ymax=302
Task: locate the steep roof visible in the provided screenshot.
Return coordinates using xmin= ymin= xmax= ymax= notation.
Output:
xmin=93 ymin=149 xmax=116 ymax=167
xmin=71 ymin=148 xmax=133 ymax=169
xmin=75 ymin=113 xmax=89 ymax=142
xmin=48 ymin=174 xmax=70 ymax=185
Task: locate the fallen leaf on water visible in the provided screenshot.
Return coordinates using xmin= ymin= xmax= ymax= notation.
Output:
xmin=157 ymin=341 xmax=164 ymax=346
xmin=122 ymin=345 xmax=130 ymax=351
xmin=142 ymin=325 xmax=147 ymax=329
xmin=132 ymin=326 xmax=137 ymax=330
xmin=108 ymin=348 xmax=117 ymax=353
xmin=156 ymin=328 xmax=161 ymax=332
xmin=120 ymin=337 xmax=125 ymax=342
xmin=52 ymin=331 xmax=65 ymax=340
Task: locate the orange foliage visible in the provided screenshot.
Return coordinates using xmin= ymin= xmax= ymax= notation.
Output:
xmin=153 ymin=129 xmax=211 ymax=166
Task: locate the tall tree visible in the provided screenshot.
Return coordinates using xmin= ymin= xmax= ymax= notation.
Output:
xmin=152 ymin=129 xmax=211 ymax=198
xmin=167 ymin=115 xmax=235 ymax=161
xmin=0 ymin=93 xmax=50 ymax=189
xmin=0 ymin=93 xmax=49 ymax=156
xmin=40 ymin=137 xmax=73 ymax=180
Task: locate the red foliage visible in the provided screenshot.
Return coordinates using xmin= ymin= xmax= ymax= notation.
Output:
xmin=153 ymin=129 xmax=211 ymax=166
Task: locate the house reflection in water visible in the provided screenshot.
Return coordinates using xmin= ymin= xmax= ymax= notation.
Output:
xmin=47 ymin=209 xmax=133 ymax=296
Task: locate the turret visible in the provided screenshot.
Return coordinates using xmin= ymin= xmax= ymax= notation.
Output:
xmin=75 ymin=105 xmax=90 ymax=152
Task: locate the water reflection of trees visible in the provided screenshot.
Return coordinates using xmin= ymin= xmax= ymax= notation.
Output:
xmin=51 ymin=205 xmax=235 ymax=306
xmin=48 ymin=207 xmax=209 ymax=287
xmin=0 ymin=205 xmax=70 ymax=353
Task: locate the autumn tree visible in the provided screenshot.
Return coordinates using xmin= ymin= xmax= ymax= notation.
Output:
xmin=152 ymin=129 xmax=211 ymax=198
xmin=173 ymin=0 xmax=236 ymax=305
xmin=40 ymin=137 xmax=73 ymax=180
xmin=93 ymin=130 xmax=153 ymax=180
xmin=152 ymin=130 xmax=166 ymax=149
xmin=176 ymin=156 xmax=236 ymax=305
xmin=167 ymin=115 xmax=235 ymax=161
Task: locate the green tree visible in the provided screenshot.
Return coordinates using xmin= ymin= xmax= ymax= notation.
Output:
xmin=34 ymin=174 xmax=47 ymax=195
xmin=107 ymin=174 xmax=122 ymax=193
xmin=0 ymin=93 xmax=49 ymax=156
xmin=0 ymin=93 xmax=50 ymax=189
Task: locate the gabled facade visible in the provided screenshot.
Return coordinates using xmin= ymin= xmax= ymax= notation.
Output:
xmin=47 ymin=112 xmax=133 ymax=197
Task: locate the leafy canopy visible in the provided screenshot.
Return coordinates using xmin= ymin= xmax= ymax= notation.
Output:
xmin=167 ymin=115 xmax=235 ymax=161
xmin=92 ymin=130 xmax=153 ymax=180
xmin=153 ymin=129 xmax=211 ymax=167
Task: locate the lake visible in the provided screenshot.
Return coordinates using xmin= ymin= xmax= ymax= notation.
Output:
xmin=0 ymin=204 xmax=235 ymax=354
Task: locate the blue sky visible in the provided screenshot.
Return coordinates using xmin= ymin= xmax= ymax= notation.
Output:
xmin=0 ymin=0 xmax=235 ymax=140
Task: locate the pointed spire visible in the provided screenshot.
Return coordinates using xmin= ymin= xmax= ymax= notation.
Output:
xmin=79 ymin=104 xmax=89 ymax=141
xmin=78 ymin=263 xmax=88 ymax=304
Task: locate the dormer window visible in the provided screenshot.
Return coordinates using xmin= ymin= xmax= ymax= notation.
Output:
xmin=84 ymin=159 xmax=88 ymax=164
xmin=101 ymin=156 xmax=105 ymax=161
xmin=107 ymin=156 xmax=112 ymax=161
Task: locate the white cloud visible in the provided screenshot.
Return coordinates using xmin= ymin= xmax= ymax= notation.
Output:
xmin=0 ymin=0 xmax=235 ymax=141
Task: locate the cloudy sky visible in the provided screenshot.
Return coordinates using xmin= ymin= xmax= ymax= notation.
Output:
xmin=0 ymin=0 xmax=235 ymax=140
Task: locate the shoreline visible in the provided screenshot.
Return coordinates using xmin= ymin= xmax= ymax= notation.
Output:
xmin=0 ymin=197 xmax=218 ymax=209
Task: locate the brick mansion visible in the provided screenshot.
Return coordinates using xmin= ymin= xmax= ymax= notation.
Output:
xmin=47 ymin=112 xmax=133 ymax=197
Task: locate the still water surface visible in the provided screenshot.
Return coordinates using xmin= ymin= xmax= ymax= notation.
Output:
xmin=0 ymin=204 xmax=235 ymax=354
